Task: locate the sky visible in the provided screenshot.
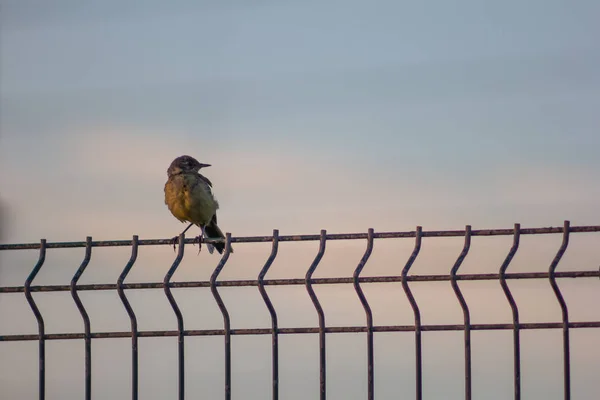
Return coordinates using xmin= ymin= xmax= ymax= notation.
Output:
xmin=1 ymin=1 xmax=600 ymax=399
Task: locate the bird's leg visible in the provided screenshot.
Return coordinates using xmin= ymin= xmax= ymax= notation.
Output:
xmin=171 ymin=223 xmax=194 ymax=252
xmin=193 ymin=226 xmax=206 ymax=255
xmin=181 ymin=223 xmax=194 ymax=236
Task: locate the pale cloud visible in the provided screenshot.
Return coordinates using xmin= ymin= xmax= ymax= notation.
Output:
xmin=2 ymin=127 xmax=599 ymax=243
xmin=63 ymin=127 xmax=339 ymax=191
xmin=63 ymin=127 xmax=195 ymax=183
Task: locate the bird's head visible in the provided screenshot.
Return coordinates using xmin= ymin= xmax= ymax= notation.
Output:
xmin=167 ymin=155 xmax=211 ymax=176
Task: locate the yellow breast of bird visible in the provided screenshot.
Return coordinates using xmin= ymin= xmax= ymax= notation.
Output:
xmin=164 ymin=174 xmax=219 ymax=226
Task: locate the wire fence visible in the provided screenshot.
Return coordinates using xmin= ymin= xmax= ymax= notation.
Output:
xmin=1 ymin=221 xmax=599 ymax=400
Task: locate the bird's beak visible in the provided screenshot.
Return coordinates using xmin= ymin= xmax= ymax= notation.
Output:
xmin=198 ymin=163 xmax=211 ymax=168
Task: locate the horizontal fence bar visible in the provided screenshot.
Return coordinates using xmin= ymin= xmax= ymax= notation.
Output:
xmin=1 ymin=322 xmax=599 ymax=342
xmin=2 ymin=225 xmax=600 ymax=251
xmin=1 ymin=270 xmax=597 ymax=294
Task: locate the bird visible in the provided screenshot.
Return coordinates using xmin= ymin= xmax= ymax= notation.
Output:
xmin=164 ymin=155 xmax=229 ymax=254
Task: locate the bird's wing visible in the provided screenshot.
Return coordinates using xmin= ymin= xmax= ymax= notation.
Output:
xmin=197 ymin=173 xmax=214 ymax=195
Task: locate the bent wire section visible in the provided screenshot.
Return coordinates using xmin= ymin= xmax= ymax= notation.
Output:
xmin=257 ymin=230 xmax=280 ymax=400
xmin=401 ymin=226 xmax=423 ymax=400
xmin=449 ymin=226 xmax=472 ymax=400
xmin=210 ymin=233 xmax=234 ymax=400
xmin=498 ymin=223 xmax=521 ymax=400
xmin=23 ymin=239 xmax=47 ymax=400
xmin=117 ymin=235 xmax=140 ymax=400
xmin=70 ymin=237 xmax=93 ymax=400
xmin=352 ymin=228 xmax=375 ymax=400
xmin=305 ymin=230 xmax=327 ymax=400
xmin=163 ymin=234 xmax=186 ymax=400
xmin=548 ymin=220 xmax=571 ymax=400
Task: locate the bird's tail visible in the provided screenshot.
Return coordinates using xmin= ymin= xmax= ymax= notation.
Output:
xmin=203 ymin=218 xmax=230 ymax=255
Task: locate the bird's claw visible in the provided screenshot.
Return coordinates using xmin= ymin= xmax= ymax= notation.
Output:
xmin=170 ymin=236 xmax=178 ymax=252
xmin=193 ymin=235 xmax=203 ymax=255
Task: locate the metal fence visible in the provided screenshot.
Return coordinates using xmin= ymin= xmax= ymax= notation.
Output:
xmin=1 ymin=221 xmax=599 ymax=400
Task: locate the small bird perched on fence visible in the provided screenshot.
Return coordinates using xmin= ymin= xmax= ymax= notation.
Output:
xmin=164 ymin=155 xmax=229 ymax=254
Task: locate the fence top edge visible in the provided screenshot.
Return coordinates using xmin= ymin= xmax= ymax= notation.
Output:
xmin=1 ymin=224 xmax=599 ymax=251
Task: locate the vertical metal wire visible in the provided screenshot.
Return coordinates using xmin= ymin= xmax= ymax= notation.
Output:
xmin=305 ymin=230 xmax=327 ymax=400
xmin=400 ymin=226 xmax=423 ymax=400
xmin=499 ymin=224 xmax=521 ymax=400
xmin=257 ymin=230 xmax=280 ymax=400
xmin=449 ymin=226 xmax=473 ymax=400
xmin=163 ymin=234 xmax=186 ymax=400
xmin=548 ymin=220 xmax=571 ymax=400
xmin=117 ymin=236 xmax=140 ymax=400
xmin=352 ymin=229 xmax=375 ymax=400
xmin=209 ymin=233 xmax=234 ymax=400
xmin=23 ymin=239 xmax=47 ymax=400
xmin=70 ymin=237 xmax=93 ymax=400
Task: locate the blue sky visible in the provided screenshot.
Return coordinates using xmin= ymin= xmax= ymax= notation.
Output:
xmin=2 ymin=0 xmax=600 ymax=241
xmin=1 ymin=1 xmax=600 ymax=399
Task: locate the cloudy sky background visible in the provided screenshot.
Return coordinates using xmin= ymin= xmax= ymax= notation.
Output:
xmin=1 ymin=1 xmax=600 ymax=399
